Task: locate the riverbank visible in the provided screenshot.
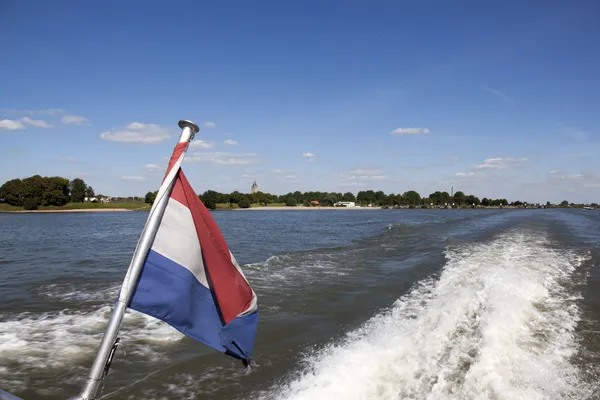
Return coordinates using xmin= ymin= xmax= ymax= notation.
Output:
xmin=231 ymin=205 xmax=552 ymax=211
xmin=234 ymin=206 xmax=383 ymax=210
xmin=0 ymin=203 xmax=149 ymax=213
xmin=9 ymin=208 xmax=137 ymax=213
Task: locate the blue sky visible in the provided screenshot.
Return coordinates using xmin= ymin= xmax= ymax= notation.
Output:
xmin=1 ymin=0 xmax=599 ymax=203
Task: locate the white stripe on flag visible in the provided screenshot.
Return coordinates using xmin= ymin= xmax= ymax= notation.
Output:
xmin=152 ymin=197 xmax=209 ymax=288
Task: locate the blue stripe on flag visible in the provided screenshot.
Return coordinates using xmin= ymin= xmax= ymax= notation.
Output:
xmin=129 ymin=250 xmax=259 ymax=362
xmin=129 ymin=250 xmax=226 ymax=354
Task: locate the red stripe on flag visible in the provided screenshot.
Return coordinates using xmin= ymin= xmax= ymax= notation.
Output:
xmin=163 ymin=142 xmax=188 ymax=204
xmin=170 ymin=177 xmax=187 ymax=205
xmin=178 ymin=170 xmax=254 ymax=324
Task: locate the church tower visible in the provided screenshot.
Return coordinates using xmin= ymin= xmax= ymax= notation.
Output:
xmin=251 ymin=180 xmax=259 ymax=194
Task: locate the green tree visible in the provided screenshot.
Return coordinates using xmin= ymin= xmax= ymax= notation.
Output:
xmin=239 ymin=195 xmax=251 ymax=208
xmin=465 ymin=195 xmax=480 ymax=206
xmin=357 ymin=190 xmax=375 ymax=205
xmin=229 ymin=191 xmax=243 ymax=204
xmin=0 ymin=179 xmax=24 ymax=206
xmin=42 ymin=177 xmax=70 ymax=206
xmin=22 ymin=175 xmax=45 ymax=201
xmin=201 ymin=190 xmax=218 ymax=210
xmin=23 ymin=197 xmax=39 ymax=210
xmin=143 ymin=191 xmax=158 ymax=204
xmin=70 ymin=178 xmax=87 ymax=202
xmin=402 ymin=190 xmax=421 ymax=206
xmin=452 ymin=191 xmax=466 ymax=206
xmin=85 ymin=185 xmax=95 ymax=198
xmin=342 ymin=192 xmax=356 ymax=202
xmin=284 ymin=197 xmax=297 ymax=207
xmin=374 ymin=190 xmax=386 ymax=205
xmin=42 ymin=190 xmax=68 ymax=206
xmin=216 ymin=193 xmax=230 ymax=204
xmin=144 ymin=191 xmax=155 ymax=204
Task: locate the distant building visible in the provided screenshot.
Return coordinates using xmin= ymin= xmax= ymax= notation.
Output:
xmin=335 ymin=201 xmax=356 ymax=207
xmin=251 ymin=180 xmax=259 ymax=194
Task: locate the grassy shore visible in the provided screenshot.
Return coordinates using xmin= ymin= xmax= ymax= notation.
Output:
xmin=232 ymin=205 xmax=538 ymax=211
xmin=235 ymin=205 xmax=383 ymax=210
xmin=215 ymin=203 xmax=286 ymax=210
xmin=0 ymin=202 xmax=150 ymax=213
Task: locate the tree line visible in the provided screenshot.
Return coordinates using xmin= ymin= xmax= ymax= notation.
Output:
xmin=2 ymin=175 xmax=593 ymax=211
xmin=0 ymin=175 xmax=95 ymax=210
xmin=144 ymin=188 xmax=518 ymax=210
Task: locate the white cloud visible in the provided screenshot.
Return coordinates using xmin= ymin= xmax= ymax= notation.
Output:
xmin=544 ymin=171 xmax=600 ymax=193
xmin=348 ymin=168 xmax=384 ymax=175
xmin=59 ymin=157 xmax=78 ymax=162
xmin=0 ymin=117 xmax=53 ymax=129
xmin=341 ymin=170 xmax=388 ymax=183
xmin=3 ymin=108 xmax=65 ymax=117
xmin=391 ymin=127 xmax=431 ymax=135
xmin=121 ymin=176 xmax=144 ymax=181
xmin=455 ymin=172 xmax=475 ymax=177
xmin=204 ymin=122 xmax=216 ymax=128
xmin=21 ymin=117 xmax=53 ymax=128
xmin=65 ymin=172 xmax=90 ymax=178
xmin=224 ymin=132 xmax=233 ymax=136
xmin=341 ymin=182 xmax=367 ymax=187
xmin=143 ymin=163 xmax=163 ymax=172
xmin=548 ymin=170 xmax=560 ymax=174
xmin=0 ymin=119 xmax=25 ymax=130
xmin=562 ymin=127 xmax=587 ymax=141
xmin=29 ymin=108 xmax=65 ymax=116
xmin=187 ymin=152 xmax=260 ymax=165
xmin=190 ymin=139 xmax=214 ymax=149
xmin=61 ymin=115 xmax=88 ymax=125
xmin=341 ymin=167 xmax=388 ymax=182
xmin=285 ymin=175 xmax=297 ymax=179
xmin=567 ymin=174 xmax=584 ymax=180
xmin=224 ymin=139 xmax=238 ymax=145
xmin=482 ymin=86 xmax=516 ymax=105
xmin=474 ymin=157 xmax=529 ymax=169
xmin=302 ymin=152 xmax=316 ymax=157
xmin=272 ymin=169 xmax=286 ymax=174
xmin=100 ymin=122 xmax=171 ymax=144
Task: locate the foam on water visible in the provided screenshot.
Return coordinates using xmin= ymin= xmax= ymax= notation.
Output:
xmin=0 ymin=306 xmax=183 ymax=391
xmin=35 ymin=282 xmax=120 ymax=303
xmin=246 ymin=253 xmax=349 ymax=286
xmin=262 ymin=231 xmax=595 ymax=400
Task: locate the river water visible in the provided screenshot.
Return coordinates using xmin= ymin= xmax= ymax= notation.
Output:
xmin=1 ymin=209 xmax=600 ymax=399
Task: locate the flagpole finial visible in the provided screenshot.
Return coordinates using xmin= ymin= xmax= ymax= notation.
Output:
xmin=178 ymin=120 xmax=200 ymax=134
xmin=178 ymin=120 xmax=200 ymax=142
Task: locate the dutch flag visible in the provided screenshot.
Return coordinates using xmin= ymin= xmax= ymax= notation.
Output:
xmin=125 ymin=140 xmax=258 ymax=366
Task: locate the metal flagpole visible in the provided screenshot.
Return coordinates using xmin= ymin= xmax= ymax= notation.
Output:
xmin=68 ymin=120 xmax=200 ymax=400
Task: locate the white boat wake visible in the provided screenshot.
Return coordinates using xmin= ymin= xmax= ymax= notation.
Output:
xmin=261 ymin=231 xmax=595 ymax=400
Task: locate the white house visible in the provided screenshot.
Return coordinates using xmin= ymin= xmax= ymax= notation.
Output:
xmin=335 ymin=201 xmax=356 ymax=207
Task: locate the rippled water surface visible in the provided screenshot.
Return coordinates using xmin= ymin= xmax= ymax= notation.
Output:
xmin=1 ymin=209 xmax=600 ymax=399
